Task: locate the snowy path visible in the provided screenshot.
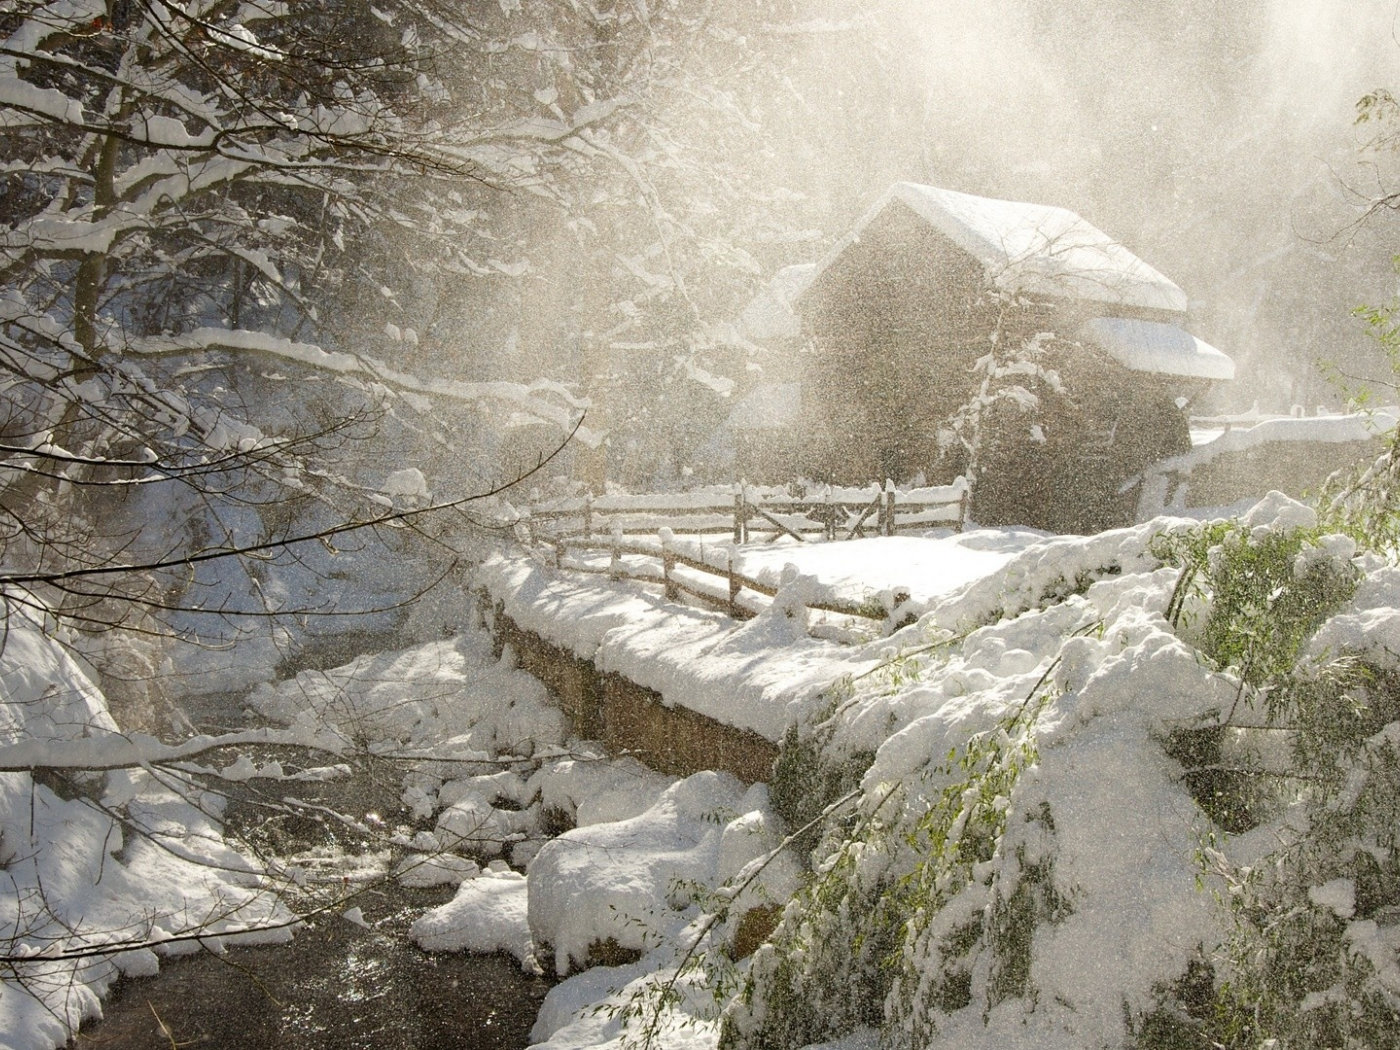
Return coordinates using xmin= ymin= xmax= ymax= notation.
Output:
xmin=729 ymin=528 xmax=1044 ymax=604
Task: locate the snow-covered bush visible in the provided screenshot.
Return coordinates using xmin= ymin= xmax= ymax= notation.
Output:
xmin=719 ymin=525 xmax=1230 ymax=1050
xmin=714 ymin=494 xmax=1400 ymax=1050
xmin=1143 ymin=506 xmax=1400 ymax=1049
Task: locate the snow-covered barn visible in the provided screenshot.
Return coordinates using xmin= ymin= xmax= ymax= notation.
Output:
xmin=737 ymin=182 xmax=1234 ymax=532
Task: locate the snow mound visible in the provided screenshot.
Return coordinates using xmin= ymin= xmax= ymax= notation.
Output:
xmin=411 ymin=864 xmax=537 ymax=971
xmin=528 ymin=773 xmax=793 ymax=977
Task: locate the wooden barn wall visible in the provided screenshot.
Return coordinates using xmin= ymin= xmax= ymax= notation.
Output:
xmin=970 ymin=350 xmax=1196 ymax=534
xmin=792 ymin=199 xmax=1200 ymax=532
xmin=800 ymin=203 xmax=1000 ymax=484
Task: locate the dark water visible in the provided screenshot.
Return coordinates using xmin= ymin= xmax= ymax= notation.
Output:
xmin=72 ymin=634 xmax=557 ymax=1049
xmin=74 ymin=889 xmax=554 ymax=1049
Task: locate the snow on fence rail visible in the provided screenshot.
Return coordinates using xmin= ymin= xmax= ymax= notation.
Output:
xmin=511 ymin=480 xmax=967 ymax=630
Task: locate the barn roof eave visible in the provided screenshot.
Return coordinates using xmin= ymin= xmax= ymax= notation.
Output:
xmin=1077 ymin=316 xmax=1235 ymax=382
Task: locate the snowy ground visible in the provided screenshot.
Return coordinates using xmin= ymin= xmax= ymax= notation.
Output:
xmin=467 ymin=522 xmax=1196 ymax=1049
xmin=730 ymin=528 xmax=1046 ymax=605
xmin=0 ymin=620 xmax=293 ymax=1049
xmin=10 ymin=502 xmax=1399 ymax=1050
xmin=470 ymin=500 xmax=1400 ymax=1050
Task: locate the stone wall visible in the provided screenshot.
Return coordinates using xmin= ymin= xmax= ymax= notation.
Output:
xmin=484 ymin=596 xmax=778 ymax=785
xmin=1138 ymin=431 xmax=1381 ymax=517
xmin=1179 ymin=438 xmax=1374 ymax=509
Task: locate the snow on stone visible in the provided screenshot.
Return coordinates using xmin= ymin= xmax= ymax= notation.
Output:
xmin=395 ymin=850 xmax=481 ymax=888
xmin=528 ymin=774 xmax=790 ymax=977
xmin=411 ymin=864 xmax=537 ymax=970
xmin=530 ymin=954 xmax=719 ymax=1050
xmin=529 ymin=771 xmax=746 ymax=974
xmin=537 ymin=755 xmax=677 ymax=828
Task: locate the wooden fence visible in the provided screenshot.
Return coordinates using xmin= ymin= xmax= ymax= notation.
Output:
xmin=519 ymin=479 xmax=968 ymax=547
xmin=512 ymin=480 xmax=966 ymax=630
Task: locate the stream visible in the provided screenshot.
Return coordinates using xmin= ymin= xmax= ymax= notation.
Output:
xmin=73 ymin=892 xmax=554 ymax=1049
xmin=70 ymin=632 xmax=558 ymax=1049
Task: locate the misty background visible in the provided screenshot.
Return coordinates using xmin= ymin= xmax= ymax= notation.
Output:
xmin=440 ymin=0 xmax=1400 ymax=473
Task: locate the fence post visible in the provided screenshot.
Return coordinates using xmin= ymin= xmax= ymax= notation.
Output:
xmin=825 ymin=484 xmax=835 ymax=541
xmin=584 ymin=494 xmax=593 ymax=541
xmin=609 ymin=523 xmax=623 ymax=580
xmin=728 ymin=547 xmax=741 ymax=618
xmin=733 ymin=483 xmax=744 ymax=544
xmin=662 ymin=532 xmax=679 ymax=601
xmin=882 ymin=478 xmax=895 ymax=537
xmin=554 ymin=538 xmax=565 ymax=568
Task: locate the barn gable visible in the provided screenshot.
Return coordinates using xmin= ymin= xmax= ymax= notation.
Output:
xmin=800 ymin=182 xmax=1191 ymax=322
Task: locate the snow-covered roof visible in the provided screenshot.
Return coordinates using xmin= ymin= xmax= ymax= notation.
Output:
xmin=726 ymin=382 xmax=801 ymax=431
xmin=1077 ymin=316 xmax=1235 ymax=381
xmin=808 ymin=182 xmax=1190 ymax=317
xmin=737 ymin=264 xmax=818 ymax=341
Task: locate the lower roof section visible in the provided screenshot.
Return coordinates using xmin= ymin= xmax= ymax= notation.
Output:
xmin=1077 ymin=316 xmax=1235 ymax=382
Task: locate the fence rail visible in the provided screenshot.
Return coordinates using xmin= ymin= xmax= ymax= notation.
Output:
xmin=511 ymin=480 xmax=964 ymax=635
xmin=520 ymin=479 xmax=968 ymax=547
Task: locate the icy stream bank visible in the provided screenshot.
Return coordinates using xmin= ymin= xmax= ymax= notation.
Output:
xmin=68 ymin=645 xmax=560 ymax=1049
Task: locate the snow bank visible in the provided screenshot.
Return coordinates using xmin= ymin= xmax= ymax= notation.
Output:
xmin=528 ymin=773 xmax=793 ymax=976
xmin=820 ymin=557 xmax=1228 ymax=1046
xmin=249 ymin=629 xmax=585 ymax=869
xmin=712 ymin=498 xmax=1400 ymax=1050
xmin=496 ymin=513 xmax=1239 ymax=1049
xmin=410 ymin=862 xmax=536 ymax=969
xmin=0 ymin=619 xmax=290 ymax=1050
xmin=247 ymin=630 xmax=564 ymax=759
xmin=537 ymin=755 xmax=676 ymax=828
xmin=1138 ymin=410 xmax=1396 ymax=518
xmin=477 ymin=554 xmax=873 ymax=741
xmin=732 ymin=531 xmax=1037 ymax=607
xmin=474 ymin=529 xmax=1044 ymax=742
xmin=530 ymin=954 xmax=719 ymax=1050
